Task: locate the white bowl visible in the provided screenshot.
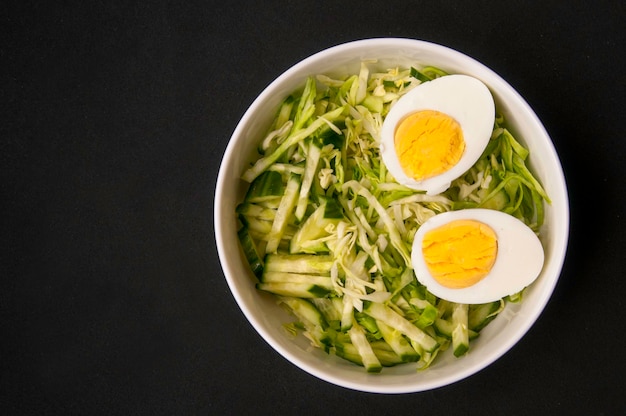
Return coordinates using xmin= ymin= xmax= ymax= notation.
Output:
xmin=214 ymin=38 xmax=569 ymax=393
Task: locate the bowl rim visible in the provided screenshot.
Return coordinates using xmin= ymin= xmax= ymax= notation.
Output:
xmin=215 ymin=37 xmax=570 ymax=393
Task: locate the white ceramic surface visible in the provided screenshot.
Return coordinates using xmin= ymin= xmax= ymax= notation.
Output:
xmin=214 ymin=38 xmax=569 ymax=394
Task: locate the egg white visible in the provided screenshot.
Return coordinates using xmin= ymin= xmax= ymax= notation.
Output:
xmin=380 ymin=74 xmax=495 ymax=195
xmin=411 ymin=209 xmax=545 ymax=304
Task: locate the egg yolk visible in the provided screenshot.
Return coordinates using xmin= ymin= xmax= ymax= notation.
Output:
xmin=394 ymin=110 xmax=465 ymax=181
xmin=421 ymin=219 xmax=498 ymax=289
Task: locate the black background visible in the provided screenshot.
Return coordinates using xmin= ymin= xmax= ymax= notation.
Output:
xmin=3 ymin=0 xmax=626 ymax=414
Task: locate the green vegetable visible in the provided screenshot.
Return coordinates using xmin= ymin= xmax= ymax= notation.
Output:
xmin=469 ymin=300 xmax=504 ymax=332
xmin=237 ymin=227 xmax=263 ymax=279
xmin=294 ymin=138 xmax=323 ymax=222
xmin=242 ymin=105 xmax=345 ymax=183
xmin=348 ymin=321 xmax=383 ymax=373
xmin=451 ymin=303 xmax=469 ymax=357
xmin=243 ymin=170 xmax=284 ymax=203
xmin=265 ymin=173 xmax=302 ymax=253
xmin=236 ymin=63 xmax=550 ymax=373
xmin=363 ymin=301 xmax=439 ymax=353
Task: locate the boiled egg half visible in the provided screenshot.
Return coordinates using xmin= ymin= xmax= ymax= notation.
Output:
xmin=380 ymin=74 xmax=495 ymax=195
xmin=411 ymin=209 xmax=545 ymax=304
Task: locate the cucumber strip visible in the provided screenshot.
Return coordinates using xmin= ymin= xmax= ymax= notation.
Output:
xmin=265 ymin=174 xmax=301 ymax=253
xmin=291 ymin=239 xmax=330 ymax=254
xmin=279 ymin=297 xmax=329 ymax=348
xmin=340 ymin=296 xmax=354 ymax=332
xmin=433 ymin=318 xmax=452 ymax=338
xmin=376 ymin=320 xmax=420 ymax=362
xmin=369 ymin=347 xmax=406 ymax=367
xmin=420 ymin=66 xmax=449 ymax=79
xmin=335 ymin=342 xmax=404 ymax=368
xmin=244 ymin=170 xmax=284 ymax=202
xmin=361 ymin=95 xmax=383 ymax=113
xmin=264 ymin=253 xmax=334 ymax=274
xmin=242 ymin=217 xmax=273 ymax=235
xmin=248 ymin=225 xmax=296 ymax=244
xmin=322 ymin=197 xmax=344 ymax=219
xmin=236 ymin=203 xmax=277 ymax=222
xmin=311 ymin=298 xmax=342 ymax=323
xmin=364 ymin=302 xmax=439 ymax=353
xmin=253 ymin=198 xmax=282 ymax=210
xmin=348 ymin=322 xmax=383 ymax=373
xmin=279 ymin=297 xmax=327 ymax=329
xmin=256 ymin=282 xmax=331 ymax=298
xmin=354 ymin=311 xmax=382 ymax=339
xmin=261 ymin=271 xmax=333 ymax=288
xmin=333 ymin=343 xmax=363 ymax=366
xmin=436 ymin=299 xmax=453 ymax=319
xmin=410 ymin=66 xmax=432 ymax=82
xmin=294 ymin=139 xmax=322 ymax=222
xmin=451 ymin=303 xmax=469 ymax=357
xmin=434 ymin=317 xmax=479 ymax=341
xmin=316 ymin=121 xmax=345 ymax=148
xmin=237 ymin=227 xmax=263 ymax=279
xmin=415 ymin=304 xmax=439 ymax=330
xmin=469 ymin=300 xmax=504 ymax=332
xmin=267 ymin=163 xmax=305 ymax=176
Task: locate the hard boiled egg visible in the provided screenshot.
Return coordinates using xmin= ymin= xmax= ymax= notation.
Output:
xmin=411 ymin=209 xmax=544 ymax=304
xmin=380 ymin=74 xmax=495 ymax=195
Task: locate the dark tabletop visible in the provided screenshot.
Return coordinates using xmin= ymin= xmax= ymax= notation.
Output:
xmin=3 ymin=0 xmax=625 ymax=414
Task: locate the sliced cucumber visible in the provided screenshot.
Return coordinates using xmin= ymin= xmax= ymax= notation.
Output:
xmin=348 ymin=322 xmax=382 ymax=373
xmin=265 ymin=173 xmax=301 ymax=253
xmin=434 ymin=317 xmax=478 ymax=341
xmin=237 ymin=227 xmax=263 ymax=279
xmin=310 ymin=298 xmax=342 ymax=324
xmin=279 ymin=297 xmax=327 ymax=329
xmin=294 ymin=139 xmax=323 ymax=222
xmin=415 ymin=304 xmax=438 ymax=330
xmin=316 ymin=119 xmax=345 ymax=149
xmin=321 ymin=197 xmax=343 ymax=219
xmin=363 ymin=301 xmax=439 ymax=353
xmin=335 ymin=342 xmax=404 ymax=368
xmin=244 ymin=170 xmax=284 ymax=203
xmin=261 ymin=271 xmax=332 ymax=289
xmin=333 ymin=343 xmax=363 ymax=366
xmin=236 ymin=203 xmax=277 ymax=222
xmin=376 ymin=320 xmax=420 ymax=362
xmin=264 ymin=253 xmax=334 ymax=275
xmin=451 ymin=303 xmax=469 ymax=357
xmin=256 ymin=282 xmax=331 ymax=298
xmin=361 ymin=95 xmax=383 ymax=113
xmin=469 ymin=300 xmax=504 ymax=332
xmin=241 ymin=217 xmax=273 ymax=235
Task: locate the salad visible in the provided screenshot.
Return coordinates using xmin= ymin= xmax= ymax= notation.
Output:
xmin=236 ymin=63 xmax=549 ymax=372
